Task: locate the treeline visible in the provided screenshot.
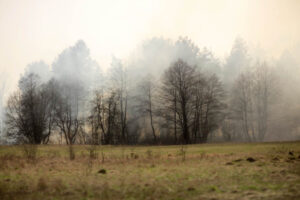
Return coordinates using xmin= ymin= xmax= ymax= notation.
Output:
xmin=2 ymin=37 xmax=299 ymax=145
xmin=5 ymin=59 xmax=226 ymax=145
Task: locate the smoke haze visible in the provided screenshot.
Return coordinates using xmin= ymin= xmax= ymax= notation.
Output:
xmin=0 ymin=0 xmax=300 ymax=142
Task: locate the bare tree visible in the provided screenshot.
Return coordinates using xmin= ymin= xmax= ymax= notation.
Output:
xmin=105 ymin=91 xmax=120 ymax=144
xmin=193 ymin=74 xmax=225 ymax=143
xmin=88 ymin=90 xmax=104 ymax=145
xmin=54 ymin=81 xmax=84 ymax=145
xmin=230 ymin=72 xmax=255 ymax=141
xmin=160 ymin=59 xmax=225 ymax=144
xmin=136 ymin=74 xmax=158 ymax=143
xmin=228 ymin=62 xmax=275 ymax=142
xmin=110 ymin=57 xmax=128 ymax=144
xmin=40 ymin=79 xmax=60 ymax=144
xmin=161 ymin=59 xmax=197 ymax=144
xmin=253 ymin=62 xmax=275 ymax=141
xmin=190 ymin=72 xmax=206 ymax=142
xmin=5 ymin=73 xmax=56 ymax=144
xmin=5 ymin=91 xmax=23 ymax=142
xmin=89 ymin=89 xmax=121 ymax=145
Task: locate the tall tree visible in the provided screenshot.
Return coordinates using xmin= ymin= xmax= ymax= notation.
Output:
xmin=88 ymin=89 xmax=120 ymax=145
xmin=110 ymin=57 xmax=128 ymax=144
xmin=228 ymin=62 xmax=275 ymax=142
xmin=253 ymin=62 xmax=274 ymax=141
xmin=230 ymin=72 xmax=255 ymax=141
xmin=5 ymin=73 xmax=56 ymax=144
xmin=136 ymin=74 xmax=158 ymax=143
xmin=194 ymin=74 xmax=225 ymax=143
xmin=54 ymin=81 xmax=84 ymax=145
xmin=161 ymin=59 xmax=197 ymax=144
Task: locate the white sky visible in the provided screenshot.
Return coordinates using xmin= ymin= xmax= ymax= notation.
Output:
xmin=0 ymin=0 xmax=300 ymax=87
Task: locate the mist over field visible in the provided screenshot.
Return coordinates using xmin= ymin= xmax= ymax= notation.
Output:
xmin=1 ymin=1 xmax=300 ymax=200
xmin=0 ymin=0 xmax=300 ymax=144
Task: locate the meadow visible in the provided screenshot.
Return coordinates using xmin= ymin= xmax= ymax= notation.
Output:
xmin=0 ymin=142 xmax=299 ymax=200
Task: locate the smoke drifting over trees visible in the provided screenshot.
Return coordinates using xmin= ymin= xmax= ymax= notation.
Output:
xmin=1 ymin=37 xmax=300 ymax=144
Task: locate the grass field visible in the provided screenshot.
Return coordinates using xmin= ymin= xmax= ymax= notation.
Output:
xmin=0 ymin=142 xmax=299 ymax=200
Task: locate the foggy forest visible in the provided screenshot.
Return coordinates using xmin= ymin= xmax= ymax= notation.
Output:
xmin=1 ymin=36 xmax=300 ymax=145
xmin=1 ymin=1 xmax=300 ymax=200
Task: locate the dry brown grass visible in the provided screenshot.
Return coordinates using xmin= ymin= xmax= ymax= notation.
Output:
xmin=0 ymin=142 xmax=299 ymax=199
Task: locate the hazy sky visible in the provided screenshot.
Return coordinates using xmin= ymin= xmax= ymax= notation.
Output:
xmin=0 ymin=0 xmax=300 ymax=86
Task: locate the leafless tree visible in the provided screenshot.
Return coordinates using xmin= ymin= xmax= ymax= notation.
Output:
xmin=228 ymin=62 xmax=275 ymax=142
xmin=40 ymin=79 xmax=61 ymax=144
xmin=160 ymin=59 xmax=225 ymax=144
xmin=230 ymin=72 xmax=255 ymax=141
xmin=54 ymin=81 xmax=84 ymax=145
xmin=88 ymin=90 xmax=104 ymax=145
xmin=192 ymin=74 xmax=225 ymax=143
xmin=110 ymin=57 xmax=128 ymax=144
xmin=88 ymin=89 xmax=121 ymax=144
xmin=136 ymin=74 xmax=158 ymax=143
xmin=161 ymin=59 xmax=197 ymax=144
xmin=5 ymin=73 xmax=57 ymax=144
xmin=253 ymin=62 xmax=275 ymax=141
xmin=105 ymin=91 xmax=120 ymax=144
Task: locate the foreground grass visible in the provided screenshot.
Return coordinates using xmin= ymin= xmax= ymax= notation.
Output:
xmin=0 ymin=142 xmax=299 ymax=200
